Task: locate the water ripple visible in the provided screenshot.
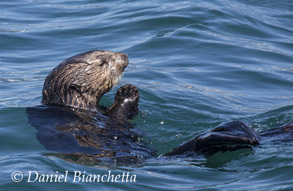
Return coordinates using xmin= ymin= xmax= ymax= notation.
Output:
xmin=0 ymin=0 xmax=293 ymax=190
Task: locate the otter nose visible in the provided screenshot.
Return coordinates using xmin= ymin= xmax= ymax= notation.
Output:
xmin=117 ymin=52 xmax=128 ymax=69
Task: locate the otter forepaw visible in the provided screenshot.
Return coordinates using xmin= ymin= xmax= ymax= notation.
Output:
xmin=106 ymin=84 xmax=140 ymax=120
xmin=116 ymin=84 xmax=139 ymax=101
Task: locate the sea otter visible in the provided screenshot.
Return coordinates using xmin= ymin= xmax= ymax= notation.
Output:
xmin=27 ymin=50 xmax=293 ymax=165
xmin=27 ymin=50 xmax=154 ymax=164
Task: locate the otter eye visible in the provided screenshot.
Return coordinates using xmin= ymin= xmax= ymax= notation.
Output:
xmin=98 ymin=59 xmax=108 ymax=67
xmin=69 ymin=85 xmax=81 ymax=92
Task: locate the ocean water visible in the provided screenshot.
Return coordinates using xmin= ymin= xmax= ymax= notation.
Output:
xmin=0 ymin=0 xmax=293 ymax=190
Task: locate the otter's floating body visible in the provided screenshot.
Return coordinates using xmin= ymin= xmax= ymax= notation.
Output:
xmin=26 ymin=50 xmax=293 ymax=165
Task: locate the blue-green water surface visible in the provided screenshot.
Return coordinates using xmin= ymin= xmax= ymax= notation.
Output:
xmin=0 ymin=0 xmax=293 ymax=190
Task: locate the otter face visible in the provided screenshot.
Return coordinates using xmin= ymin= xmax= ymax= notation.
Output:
xmin=42 ymin=50 xmax=128 ymax=111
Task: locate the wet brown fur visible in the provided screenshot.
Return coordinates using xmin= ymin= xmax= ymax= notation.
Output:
xmin=42 ymin=50 xmax=128 ymax=111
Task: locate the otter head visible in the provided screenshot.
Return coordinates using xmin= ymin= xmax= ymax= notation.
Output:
xmin=42 ymin=50 xmax=128 ymax=111
xmin=106 ymin=84 xmax=139 ymax=120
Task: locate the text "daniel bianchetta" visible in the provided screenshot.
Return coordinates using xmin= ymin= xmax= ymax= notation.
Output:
xmin=11 ymin=171 xmax=137 ymax=183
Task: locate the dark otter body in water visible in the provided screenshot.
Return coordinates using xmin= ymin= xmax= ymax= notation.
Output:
xmin=27 ymin=86 xmax=150 ymax=164
xmin=27 ymin=50 xmax=293 ymax=165
xmin=166 ymin=121 xmax=293 ymax=156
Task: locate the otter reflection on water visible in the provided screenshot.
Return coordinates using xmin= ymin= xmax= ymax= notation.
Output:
xmin=27 ymin=50 xmax=293 ymax=165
